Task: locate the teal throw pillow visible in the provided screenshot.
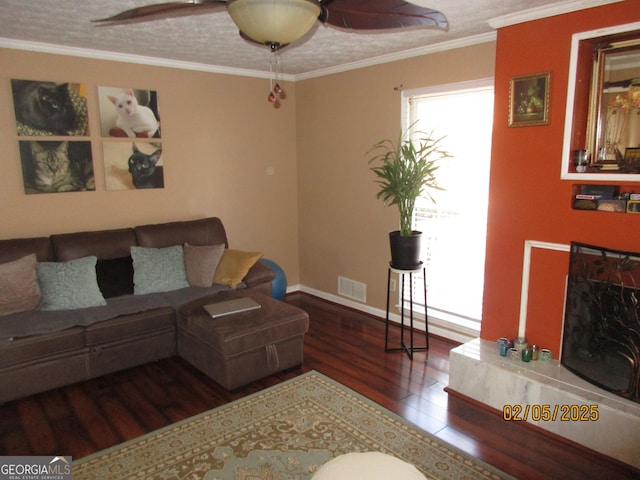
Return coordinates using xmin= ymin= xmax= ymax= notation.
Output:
xmin=131 ymin=245 xmax=189 ymax=295
xmin=36 ymin=256 xmax=107 ymax=311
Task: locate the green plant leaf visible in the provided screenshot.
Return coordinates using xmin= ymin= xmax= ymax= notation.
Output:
xmin=367 ymin=124 xmax=451 ymax=236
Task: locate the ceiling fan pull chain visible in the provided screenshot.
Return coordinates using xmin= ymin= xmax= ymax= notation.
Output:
xmin=267 ymin=48 xmax=284 ymax=107
xmin=268 ymin=52 xmax=277 ymax=104
xmin=273 ymin=51 xmax=283 ymax=95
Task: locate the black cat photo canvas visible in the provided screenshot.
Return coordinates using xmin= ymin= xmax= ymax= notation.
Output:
xmin=18 ymin=141 xmax=95 ymax=194
xmin=11 ymin=79 xmax=89 ymax=136
xmin=98 ymin=86 xmax=161 ymax=139
xmin=103 ymin=141 xmax=164 ymax=190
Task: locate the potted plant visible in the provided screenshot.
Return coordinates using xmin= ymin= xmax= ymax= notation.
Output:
xmin=368 ymin=125 xmax=450 ymax=269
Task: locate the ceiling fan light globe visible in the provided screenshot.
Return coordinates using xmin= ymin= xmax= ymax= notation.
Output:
xmin=227 ymin=0 xmax=320 ymax=46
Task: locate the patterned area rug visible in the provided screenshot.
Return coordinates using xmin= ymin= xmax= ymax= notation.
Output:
xmin=73 ymin=371 xmax=514 ymax=479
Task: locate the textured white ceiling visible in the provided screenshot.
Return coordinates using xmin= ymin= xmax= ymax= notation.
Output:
xmin=0 ymin=0 xmax=621 ymax=78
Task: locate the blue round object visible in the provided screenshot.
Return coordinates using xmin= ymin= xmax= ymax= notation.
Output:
xmin=260 ymin=258 xmax=287 ymax=300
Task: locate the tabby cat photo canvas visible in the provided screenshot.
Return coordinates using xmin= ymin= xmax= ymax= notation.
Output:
xmin=18 ymin=141 xmax=95 ymax=194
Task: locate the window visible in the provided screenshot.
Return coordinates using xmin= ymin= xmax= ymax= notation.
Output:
xmin=401 ymin=79 xmax=494 ymax=340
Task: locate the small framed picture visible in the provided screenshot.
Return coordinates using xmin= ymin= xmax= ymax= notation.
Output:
xmin=624 ymin=147 xmax=640 ymax=164
xmin=623 ymin=147 xmax=640 ymax=173
xmin=508 ymin=72 xmax=550 ymax=127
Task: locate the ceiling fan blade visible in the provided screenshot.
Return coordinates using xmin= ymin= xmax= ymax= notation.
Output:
xmin=92 ymin=1 xmax=227 ymax=25
xmin=321 ymin=0 xmax=447 ymax=31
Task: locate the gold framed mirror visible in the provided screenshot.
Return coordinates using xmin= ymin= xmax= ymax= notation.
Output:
xmin=588 ymin=34 xmax=640 ymax=171
xmin=562 ymin=22 xmax=640 ymax=180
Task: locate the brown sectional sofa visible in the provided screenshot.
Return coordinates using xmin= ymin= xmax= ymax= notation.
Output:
xmin=0 ymin=217 xmax=287 ymax=403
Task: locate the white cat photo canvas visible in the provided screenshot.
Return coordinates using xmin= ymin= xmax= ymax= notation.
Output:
xmin=98 ymin=86 xmax=161 ymax=139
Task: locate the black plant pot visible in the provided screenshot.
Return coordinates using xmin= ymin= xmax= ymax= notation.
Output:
xmin=389 ymin=230 xmax=423 ymax=270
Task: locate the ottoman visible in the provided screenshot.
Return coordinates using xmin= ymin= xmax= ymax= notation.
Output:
xmin=177 ymin=292 xmax=309 ymax=390
xmin=312 ymin=452 xmax=426 ymax=480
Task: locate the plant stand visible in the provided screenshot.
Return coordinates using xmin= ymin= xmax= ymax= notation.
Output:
xmin=384 ymin=264 xmax=429 ymax=360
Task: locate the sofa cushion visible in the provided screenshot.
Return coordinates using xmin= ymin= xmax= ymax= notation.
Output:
xmin=213 ymin=249 xmax=263 ymax=288
xmin=178 ymin=293 xmax=309 ymax=357
xmin=36 ymin=256 xmax=107 ymax=311
xmin=0 ymin=326 xmax=85 ymax=368
xmin=131 ymin=245 xmax=189 ymax=295
xmin=183 ymin=243 xmax=225 ymax=288
xmin=51 ymin=228 xmax=137 ymax=261
xmin=84 ymin=306 xmax=175 ymax=345
xmin=0 ymin=254 xmax=41 ymax=316
xmin=0 ymin=236 xmax=54 ymax=264
xmin=135 ymin=217 xmax=228 ymax=249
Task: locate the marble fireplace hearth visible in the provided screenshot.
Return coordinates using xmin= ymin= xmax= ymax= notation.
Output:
xmin=448 ymin=338 xmax=640 ymax=469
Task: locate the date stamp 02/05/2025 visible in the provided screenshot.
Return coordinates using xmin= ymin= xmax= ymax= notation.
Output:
xmin=502 ymin=404 xmax=600 ymax=422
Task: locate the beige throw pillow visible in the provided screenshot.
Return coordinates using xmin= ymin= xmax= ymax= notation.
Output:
xmin=0 ymin=254 xmax=41 ymax=316
xmin=183 ymin=243 xmax=225 ymax=288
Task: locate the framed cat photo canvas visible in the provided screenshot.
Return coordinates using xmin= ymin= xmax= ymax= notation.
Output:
xmin=11 ymin=79 xmax=90 ymax=136
xmin=18 ymin=141 xmax=95 ymax=194
xmin=103 ymin=141 xmax=164 ymax=190
xmin=98 ymin=86 xmax=161 ymax=139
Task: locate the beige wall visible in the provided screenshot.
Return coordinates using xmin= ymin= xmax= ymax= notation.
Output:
xmin=1 ymin=42 xmax=494 ymax=299
xmin=296 ymin=41 xmax=496 ymax=311
xmin=0 ymin=48 xmax=301 ymax=283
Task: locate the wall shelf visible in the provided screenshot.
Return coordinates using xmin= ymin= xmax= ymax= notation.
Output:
xmin=572 ymin=184 xmax=640 ymax=214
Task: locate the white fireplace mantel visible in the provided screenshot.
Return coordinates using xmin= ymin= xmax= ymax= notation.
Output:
xmin=448 ymin=338 xmax=640 ymax=469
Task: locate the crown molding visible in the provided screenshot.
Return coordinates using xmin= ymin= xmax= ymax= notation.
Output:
xmin=488 ymin=0 xmax=624 ymax=29
xmin=294 ymin=31 xmax=497 ymax=81
xmin=0 ymin=0 xmax=626 ymax=81
xmin=1 ymin=32 xmax=496 ymax=82
xmin=0 ymin=37 xmax=295 ymax=81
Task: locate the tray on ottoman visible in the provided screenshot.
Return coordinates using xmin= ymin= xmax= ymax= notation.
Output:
xmin=177 ymin=292 xmax=309 ymax=390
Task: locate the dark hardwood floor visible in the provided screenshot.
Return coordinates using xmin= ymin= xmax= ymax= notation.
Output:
xmin=1 ymin=293 xmax=638 ymax=479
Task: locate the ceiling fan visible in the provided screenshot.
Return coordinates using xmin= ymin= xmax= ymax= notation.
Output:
xmin=93 ymin=0 xmax=448 ymax=50
xmin=94 ymin=0 xmax=448 ymax=106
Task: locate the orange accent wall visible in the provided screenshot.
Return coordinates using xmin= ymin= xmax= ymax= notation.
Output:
xmin=481 ymin=0 xmax=640 ymax=354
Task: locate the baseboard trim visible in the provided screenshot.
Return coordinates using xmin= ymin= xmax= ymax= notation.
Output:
xmin=286 ymin=284 xmax=476 ymax=344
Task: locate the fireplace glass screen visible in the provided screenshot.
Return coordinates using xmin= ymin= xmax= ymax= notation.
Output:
xmin=561 ymin=242 xmax=640 ymax=404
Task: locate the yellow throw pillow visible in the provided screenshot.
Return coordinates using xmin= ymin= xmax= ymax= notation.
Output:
xmin=213 ymin=249 xmax=263 ymax=288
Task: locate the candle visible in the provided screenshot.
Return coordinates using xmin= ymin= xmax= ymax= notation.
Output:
xmin=531 ymin=345 xmax=539 ymax=360
xmin=513 ymin=337 xmax=528 ymax=351
xmin=497 ymin=338 xmax=510 ymax=356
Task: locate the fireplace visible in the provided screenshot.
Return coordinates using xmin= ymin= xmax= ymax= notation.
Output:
xmin=448 ymin=241 xmax=640 ymax=468
xmin=561 ymin=242 xmax=640 ymax=404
